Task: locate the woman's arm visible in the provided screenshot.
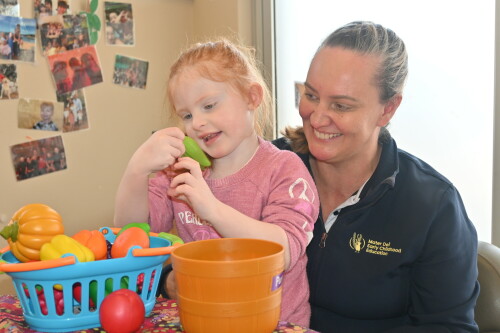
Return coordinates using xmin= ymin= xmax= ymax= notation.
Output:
xmin=384 ymin=187 xmax=479 ymax=333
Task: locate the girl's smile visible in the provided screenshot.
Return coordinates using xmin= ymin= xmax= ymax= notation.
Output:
xmin=170 ymin=67 xmax=259 ymax=176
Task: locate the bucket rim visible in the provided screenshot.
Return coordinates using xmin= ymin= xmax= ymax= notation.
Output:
xmin=171 ymin=238 xmax=284 ymax=264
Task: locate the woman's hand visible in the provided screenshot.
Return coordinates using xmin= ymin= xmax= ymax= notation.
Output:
xmin=129 ymin=127 xmax=185 ymax=176
xmin=167 ymin=157 xmax=218 ymax=222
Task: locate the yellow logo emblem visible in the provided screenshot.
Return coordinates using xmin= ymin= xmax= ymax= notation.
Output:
xmin=349 ymin=232 xmax=366 ymax=253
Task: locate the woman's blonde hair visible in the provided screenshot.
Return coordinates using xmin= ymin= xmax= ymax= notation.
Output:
xmin=167 ymin=38 xmax=272 ymax=138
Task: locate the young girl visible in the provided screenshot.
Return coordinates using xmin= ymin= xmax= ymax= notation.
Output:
xmin=113 ymin=39 xmax=319 ymax=326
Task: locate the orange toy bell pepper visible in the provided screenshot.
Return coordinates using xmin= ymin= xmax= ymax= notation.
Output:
xmin=72 ymin=230 xmax=107 ymax=260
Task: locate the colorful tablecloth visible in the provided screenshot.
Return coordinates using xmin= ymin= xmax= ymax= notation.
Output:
xmin=0 ymin=295 xmax=319 ymax=332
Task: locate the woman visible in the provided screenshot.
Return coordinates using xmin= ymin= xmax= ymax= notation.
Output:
xmin=274 ymin=21 xmax=479 ymax=332
xmin=11 ymin=24 xmax=21 ymax=60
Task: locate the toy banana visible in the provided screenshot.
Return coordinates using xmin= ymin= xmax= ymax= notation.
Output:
xmin=182 ymin=136 xmax=211 ymax=169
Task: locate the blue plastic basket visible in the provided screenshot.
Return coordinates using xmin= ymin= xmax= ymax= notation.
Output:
xmin=0 ymin=227 xmax=173 ymax=332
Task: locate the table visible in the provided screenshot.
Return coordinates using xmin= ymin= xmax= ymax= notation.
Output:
xmin=0 ymin=295 xmax=319 ymax=332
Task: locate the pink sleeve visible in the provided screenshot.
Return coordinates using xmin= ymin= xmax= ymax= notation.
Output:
xmin=148 ymin=172 xmax=174 ymax=233
xmin=262 ymin=152 xmax=319 ymax=271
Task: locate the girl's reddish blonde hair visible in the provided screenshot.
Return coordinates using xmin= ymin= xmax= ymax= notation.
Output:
xmin=167 ymin=38 xmax=272 ymax=138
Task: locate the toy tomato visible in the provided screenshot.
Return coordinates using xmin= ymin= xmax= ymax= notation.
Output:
xmin=99 ymin=289 xmax=145 ymax=333
xmin=111 ymin=227 xmax=150 ymax=258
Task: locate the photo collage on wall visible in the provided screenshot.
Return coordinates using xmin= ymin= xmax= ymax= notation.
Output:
xmin=105 ymin=2 xmax=148 ymax=90
xmin=0 ymin=0 xmax=19 ymax=16
xmin=0 ymin=14 xmax=36 ymax=63
xmin=18 ymin=97 xmax=64 ymax=131
xmin=0 ymin=63 xmax=18 ymax=99
xmin=113 ymin=54 xmax=147 ymax=89
xmin=11 ymin=135 xmax=67 ymax=181
xmin=0 ymin=0 xmax=149 ymax=182
xmin=104 ymin=1 xmax=133 ymax=46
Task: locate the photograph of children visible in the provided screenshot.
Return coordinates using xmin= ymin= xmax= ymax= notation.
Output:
xmin=34 ymin=0 xmax=53 ymax=22
xmin=113 ymin=55 xmax=148 ymax=89
xmin=17 ymin=98 xmax=63 ymax=131
xmin=39 ymin=14 xmax=89 ymax=56
xmin=0 ymin=0 xmax=19 ymax=16
xmin=54 ymin=0 xmax=70 ymax=15
xmin=104 ymin=2 xmax=133 ymax=46
xmin=0 ymin=15 xmax=36 ymax=62
xmin=48 ymin=44 xmax=103 ymax=94
xmin=62 ymin=14 xmax=89 ymax=49
xmin=34 ymin=0 xmax=71 ymax=22
xmin=10 ymin=135 xmax=67 ymax=181
xmin=0 ymin=63 xmax=18 ymax=100
xmin=56 ymin=89 xmax=89 ymax=132
xmin=39 ymin=14 xmax=63 ymax=56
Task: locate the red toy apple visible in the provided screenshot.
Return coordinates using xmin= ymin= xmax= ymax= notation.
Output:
xmin=99 ymin=289 xmax=145 ymax=333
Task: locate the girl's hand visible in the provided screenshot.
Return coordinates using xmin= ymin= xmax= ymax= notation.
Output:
xmin=167 ymin=157 xmax=218 ymax=221
xmin=129 ymin=127 xmax=185 ymax=175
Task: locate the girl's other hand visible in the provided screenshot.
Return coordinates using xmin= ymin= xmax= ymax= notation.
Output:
xmin=129 ymin=127 xmax=185 ymax=175
xmin=167 ymin=157 xmax=216 ymax=220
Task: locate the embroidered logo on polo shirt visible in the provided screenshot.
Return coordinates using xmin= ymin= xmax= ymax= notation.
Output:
xmin=349 ymin=232 xmax=403 ymax=256
xmin=349 ymin=232 xmax=366 ymax=253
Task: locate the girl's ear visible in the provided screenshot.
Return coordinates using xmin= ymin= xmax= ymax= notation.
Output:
xmin=377 ymin=94 xmax=402 ymax=127
xmin=247 ymin=83 xmax=263 ymax=110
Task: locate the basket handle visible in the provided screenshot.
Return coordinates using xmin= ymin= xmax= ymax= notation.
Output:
xmin=0 ymin=245 xmax=9 ymax=254
xmin=0 ymin=256 xmax=76 ymax=272
xmin=132 ymin=242 xmax=182 ymax=257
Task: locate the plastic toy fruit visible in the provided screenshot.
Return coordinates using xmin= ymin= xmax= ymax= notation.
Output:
xmin=116 ymin=222 xmax=150 ymax=237
xmin=182 ymin=136 xmax=211 ymax=169
xmin=73 ymin=283 xmax=95 ymax=308
xmin=72 ymin=229 xmax=107 ymax=260
xmin=0 ymin=203 xmax=64 ymax=262
xmin=157 ymin=232 xmax=184 ymax=245
xmin=89 ymin=276 xmax=128 ymax=304
xmin=99 ymin=289 xmax=145 ymax=333
xmin=111 ymin=226 xmax=150 ymax=258
xmin=23 ymin=285 xmax=64 ymax=315
xmin=40 ymin=234 xmax=95 ymax=263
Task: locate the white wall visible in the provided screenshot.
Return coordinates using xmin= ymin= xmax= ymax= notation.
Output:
xmin=273 ymin=0 xmax=495 ymax=244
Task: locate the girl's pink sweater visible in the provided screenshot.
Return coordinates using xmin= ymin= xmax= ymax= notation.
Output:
xmin=148 ymin=138 xmax=319 ymax=326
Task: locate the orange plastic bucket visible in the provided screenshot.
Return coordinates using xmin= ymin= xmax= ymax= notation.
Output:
xmin=178 ymin=291 xmax=282 ymax=333
xmin=171 ymin=238 xmax=285 ymax=332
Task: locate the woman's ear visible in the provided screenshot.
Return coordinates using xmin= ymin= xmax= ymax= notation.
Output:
xmin=247 ymin=83 xmax=263 ymax=110
xmin=378 ymin=94 xmax=402 ymax=127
